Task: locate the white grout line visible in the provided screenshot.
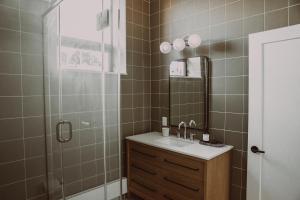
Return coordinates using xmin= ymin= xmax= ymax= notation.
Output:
xmin=0 ymin=26 xmax=43 ymax=37
xmin=0 ymin=3 xmax=19 ymax=10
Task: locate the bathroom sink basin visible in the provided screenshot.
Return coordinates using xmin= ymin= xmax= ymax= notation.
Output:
xmin=155 ymin=137 xmax=192 ymax=148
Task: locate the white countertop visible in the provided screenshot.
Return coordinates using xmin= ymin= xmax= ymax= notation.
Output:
xmin=126 ymin=132 xmax=233 ymax=160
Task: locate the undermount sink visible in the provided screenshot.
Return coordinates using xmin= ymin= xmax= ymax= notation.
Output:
xmin=155 ymin=137 xmax=192 ymax=147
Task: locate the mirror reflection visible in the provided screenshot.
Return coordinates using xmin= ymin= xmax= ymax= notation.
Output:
xmin=169 ymin=56 xmax=209 ymax=131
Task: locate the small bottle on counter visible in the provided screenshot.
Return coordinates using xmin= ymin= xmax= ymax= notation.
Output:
xmin=162 ymin=117 xmax=169 ymax=137
xmin=202 ymin=132 xmax=210 ymax=142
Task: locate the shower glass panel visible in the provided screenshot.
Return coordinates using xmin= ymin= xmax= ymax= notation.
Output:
xmin=43 ymin=0 xmax=124 ymax=199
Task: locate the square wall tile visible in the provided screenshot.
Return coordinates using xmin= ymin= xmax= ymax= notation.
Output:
xmin=0 ymin=29 xmax=20 ymax=52
xmin=244 ymin=0 xmax=264 ymax=17
xmin=265 ymin=8 xmax=288 ymax=30
xmin=0 ymin=140 xmax=24 ymax=163
xmin=0 ymin=5 xmax=19 ymax=30
xmin=0 ymin=97 xmax=22 ymax=118
xmin=226 ymin=0 xmax=243 ymax=21
xmin=0 ymin=53 xmax=21 ymax=74
xmin=0 ymin=0 xmax=19 ymax=8
xmin=289 ymin=5 xmax=300 ymax=25
xmin=0 ymin=161 xmax=25 ymax=185
xmin=265 ymin=0 xmax=288 ymax=11
xmin=0 ymin=118 xmax=23 ymax=141
xmin=0 ymin=181 xmax=26 ymax=200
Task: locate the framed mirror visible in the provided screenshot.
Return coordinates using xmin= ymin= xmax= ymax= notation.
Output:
xmin=169 ymin=56 xmax=209 ymax=131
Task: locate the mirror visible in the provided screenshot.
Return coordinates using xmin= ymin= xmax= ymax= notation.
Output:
xmin=169 ymin=56 xmax=209 ymax=131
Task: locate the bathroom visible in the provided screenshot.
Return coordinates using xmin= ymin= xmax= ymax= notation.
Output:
xmin=0 ymin=0 xmax=299 ymax=200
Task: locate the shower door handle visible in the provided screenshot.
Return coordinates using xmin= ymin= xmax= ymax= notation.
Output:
xmin=56 ymin=121 xmax=73 ymax=143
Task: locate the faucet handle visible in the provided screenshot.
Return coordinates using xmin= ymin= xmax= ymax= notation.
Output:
xmin=189 ymin=120 xmax=196 ymax=128
xmin=178 ymin=121 xmax=186 ymax=129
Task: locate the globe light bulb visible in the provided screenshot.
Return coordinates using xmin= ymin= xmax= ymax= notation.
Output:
xmin=159 ymin=41 xmax=172 ymax=54
xmin=187 ymin=34 xmax=202 ymax=48
xmin=173 ymin=38 xmax=186 ymax=51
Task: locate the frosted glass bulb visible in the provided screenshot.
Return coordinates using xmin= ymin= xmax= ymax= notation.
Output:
xmin=173 ymin=38 xmax=186 ymax=51
xmin=188 ymin=34 xmax=202 ymax=48
xmin=160 ymin=42 xmax=172 ymax=54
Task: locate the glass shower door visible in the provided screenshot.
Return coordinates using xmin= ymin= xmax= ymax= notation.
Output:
xmin=43 ymin=0 xmax=122 ymax=199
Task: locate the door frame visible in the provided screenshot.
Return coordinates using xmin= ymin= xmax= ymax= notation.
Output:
xmin=247 ymin=24 xmax=300 ymax=200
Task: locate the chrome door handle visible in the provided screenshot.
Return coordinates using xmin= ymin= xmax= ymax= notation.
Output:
xmin=56 ymin=121 xmax=73 ymax=143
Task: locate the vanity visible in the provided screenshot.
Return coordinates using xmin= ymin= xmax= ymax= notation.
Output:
xmin=126 ymin=132 xmax=233 ymax=200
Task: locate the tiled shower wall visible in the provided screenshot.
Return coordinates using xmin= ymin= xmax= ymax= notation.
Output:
xmin=0 ymin=1 xmax=118 ymax=199
xmin=149 ymin=0 xmax=300 ymax=200
xmin=0 ymin=0 xmax=50 ymax=199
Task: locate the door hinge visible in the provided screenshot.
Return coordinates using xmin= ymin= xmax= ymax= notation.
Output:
xmin=97 ymin=9 xmax=109 ymax=31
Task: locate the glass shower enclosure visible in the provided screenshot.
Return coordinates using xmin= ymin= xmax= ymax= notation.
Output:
xmin=43 ymin=0 xmax=126 ymax=199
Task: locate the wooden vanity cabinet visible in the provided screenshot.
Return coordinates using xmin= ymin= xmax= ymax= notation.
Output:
xmin=126 ymin=140 xmax=231 ymax=200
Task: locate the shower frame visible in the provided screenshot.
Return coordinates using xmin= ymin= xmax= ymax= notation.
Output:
xmin=42 ymin=0 xmax=126 ymax=199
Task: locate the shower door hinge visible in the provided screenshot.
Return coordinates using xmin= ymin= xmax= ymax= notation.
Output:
xmin=97 ymin=9 xmax=109 ymax=31
xmin=118 ymin=9 xmax=120 ymax=29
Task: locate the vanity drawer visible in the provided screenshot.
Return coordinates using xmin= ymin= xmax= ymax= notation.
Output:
xmin=129 ymin=159 xmax=160 ymax=183
xmin=129 ymin=173 xmax=160 ymax=200
xmin=160 ymin=169 xmax=204 ymax=200
xmin=159 ymin=187 xmax=201 ymax=200
xmin=129 ymin=142 xmax=161 ymax=166
xmin=160 ymin=149 xmax=205 ymax=181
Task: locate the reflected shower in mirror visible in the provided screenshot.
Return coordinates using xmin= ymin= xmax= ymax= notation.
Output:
xmin=169 ymin=56 xmax=209 ymax=131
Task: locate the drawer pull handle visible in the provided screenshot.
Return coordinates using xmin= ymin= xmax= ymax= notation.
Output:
xmin=131 ymin=179 xmax=156 ymax=192
xmin=131 ymin=149 xmax=157 ymax=158
xmin=164 ymin=159 xmax=199 ymax=171
xmin=132 ymin=164 xmax=157 ymax=175
xmin=164 ymin=177 xmax=199 ymax=192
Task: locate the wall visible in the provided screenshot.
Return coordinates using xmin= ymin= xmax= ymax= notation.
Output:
xmin=0 ymin=0 xmax=49 ymax=199
xmin=149 ymin=0 xmax=300 ymax=200
xmin=121 ymin=0 xmax=151 ymax=138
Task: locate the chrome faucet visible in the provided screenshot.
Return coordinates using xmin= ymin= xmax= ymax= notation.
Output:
xmin=189 ymin=120 xmax=196 ymax=129
xmin=189 ymin=120 xmax=197 ymax=141
xmin=178 ymin=121 xmax=187 ymax=140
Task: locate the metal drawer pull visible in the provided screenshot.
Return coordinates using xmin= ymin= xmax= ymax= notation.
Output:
xmin=131 ymin=179 xmax=156 ymax=192
xmin=132 ymin=164 xmax=157 ymax=175
xmin=56 ymin=120 xmax=73 ymax=143
xmin=164 ymin=159 xmax=199 ymax=171
xmin=164 ymin=177 xmax=199 ymax=192
xmin=131 ymin=149 xmax=157 ymax=158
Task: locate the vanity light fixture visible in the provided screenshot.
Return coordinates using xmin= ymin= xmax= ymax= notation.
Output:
xmin=187 ymin=34 xmax=202 ymax=48
xmin=160 ymin=34 xmax=202 ymax=54
xmin=173 ymin=38 xmax=186 ymax=51
xmin=160 ymin=41 xmax=172 ymax=54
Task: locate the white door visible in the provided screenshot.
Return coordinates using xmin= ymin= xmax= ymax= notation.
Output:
xmin=247 ymin=24 xmax=300 ymax=200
